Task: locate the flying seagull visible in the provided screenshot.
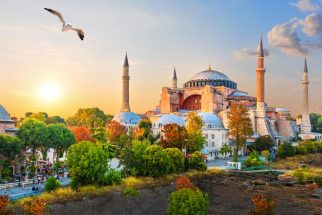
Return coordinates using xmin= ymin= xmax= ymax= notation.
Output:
xmin=44 ymin=8 xmax=84 ymax=40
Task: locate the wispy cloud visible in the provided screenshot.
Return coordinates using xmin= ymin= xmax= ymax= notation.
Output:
xmin=233 ymin=47 xmax=269 ymax=60
xmin=292 ymin=0 xmax=320 ymax=12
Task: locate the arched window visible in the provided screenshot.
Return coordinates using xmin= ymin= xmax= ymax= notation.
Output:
xmin=211 ymin=134 xmax=215 ymax=139
xmin=207 ymin=124 xmax=212 ymax=129
xmin=211 ymin=142 xmax=215 ymax=147
xmin=205 ymin=134 xmax=208 ymax=139
xmin=205 ymin=142 xmax=208 ymax=147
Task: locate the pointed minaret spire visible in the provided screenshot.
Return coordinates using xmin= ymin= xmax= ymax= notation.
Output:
xmin=123 ymin=52 xmax=129 ymax=67
xmin=172 ymin=67 xmax=178 ymax=89
xmin=121 ymin=53 xmax=131 ymax=112
xmin=208 ymin=63 xmax=212 ymax=71
xmin=301 ymin=58 xmax=311 ymax=132
xmin=304 ymin=58 xmax=308 ymax=74
xmin=259 ymin=36 xmax=264 ymax=58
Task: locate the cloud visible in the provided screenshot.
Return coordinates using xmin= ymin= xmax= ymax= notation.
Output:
xmin=302 ymin=13 xmax=322 ymax=36
xmin=292 ymin=0 xmax=320 ymax=12
xmin=268 ymin=17 xmax=309 ymax=56
xmin=233 ymin=47 xmax=269 ymax=60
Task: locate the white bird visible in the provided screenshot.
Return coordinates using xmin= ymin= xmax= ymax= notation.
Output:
xmin=44 ymin=8 xmax=84 ymax=40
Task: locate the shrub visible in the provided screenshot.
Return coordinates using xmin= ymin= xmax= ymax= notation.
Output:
xmin=251 ymin=135 xmax=274 ymax=152
xmin=45 ymin=176 xmax=61 ymax=193
xmin=167 ymin=188 xmax=209 ymax=215
xmin=291 ymin=167 xmax=322 ymax=185
xmin=176 ymin=176 xmax=195 ymax=190
xmin=277 ymin=142 xmax=296 ymax=159
xmin=295 ymin=145 xmax=307 ymax=155
xmin=189 ymin=151 xmax=207 ymax=171
xmin=52 ymin=161 xmax=62 ymax=172
xmin=261 ymin=150 xmax=270 ymax=162
xmin=122 ymin=186 xmax=139 ymax=197
xmin=66 ymin=141 xmax=111 ymax=186
xmin=103 ymin=169 xmax=123 ymax=185
xmin=249 ymin=194 xmax=276 ymax=215
xmin=142 ymin=145 xmax=171 ymax=177
xmin=164 ymin=148 xmax=185 ymax=173
xmin=301 ymin=141 xmax=317 ymax=154
xmin=0 ymin=195 xmax=12 ymax=215
xmin=21 ymin=197 xmax=47 ymax=215
xmin=244 ymin=151 xmax=264 ymax=167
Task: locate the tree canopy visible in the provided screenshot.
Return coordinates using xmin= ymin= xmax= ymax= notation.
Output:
xmin=160 ymin=124 xmax=187 ymax=150
xmin=66 ymin=108 xmax=113 ymax=128
xmin=251 ymin=135 xmax=274 ymax=152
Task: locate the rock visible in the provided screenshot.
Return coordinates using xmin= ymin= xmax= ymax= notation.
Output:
xmin=278 ymin=174 xmax=293 ymax=182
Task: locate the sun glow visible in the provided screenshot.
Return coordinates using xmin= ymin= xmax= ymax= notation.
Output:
xmin=38 ymin=82 xmax=62 ymax=102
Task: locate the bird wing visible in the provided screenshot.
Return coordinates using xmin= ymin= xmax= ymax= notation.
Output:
xmin=70 ymin=27 xmax=85 ymax=40
xmin=44 ymin=8 xmax=66 ymax=25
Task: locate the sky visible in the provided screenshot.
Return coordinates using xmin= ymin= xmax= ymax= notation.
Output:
xmin=0 ymin=0 xmax=321 ymax=118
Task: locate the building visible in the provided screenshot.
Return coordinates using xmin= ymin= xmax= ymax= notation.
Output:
xmin=112 ymin=53 xmax=141 ymax=127
xmin=0 ymin=105 xmax=17 ymax=136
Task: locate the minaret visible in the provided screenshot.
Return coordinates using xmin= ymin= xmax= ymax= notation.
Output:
xmin=256 ymin=37 xmax=266 ymax=117
xmin=301 ymin=58 xmax=312 ymax=133
xmin=172 ymin=67 xmax=178 ymax=89
xmin=121 ymin=53 xmax=131 ymax=112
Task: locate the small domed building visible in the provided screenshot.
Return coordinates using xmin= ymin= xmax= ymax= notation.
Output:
xmin=0 ymin=105 xmax=17 ymax=136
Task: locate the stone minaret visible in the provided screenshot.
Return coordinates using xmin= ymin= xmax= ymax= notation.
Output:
xmin=172 ymin=67 xmax=177 ymax=89
xmin=256 ymin=37 xmax=266 ymax=117
xmin=301 ymin=58 xmax=312 ymax=133
xmin=121 ymin=53 xmax=131 ymax=112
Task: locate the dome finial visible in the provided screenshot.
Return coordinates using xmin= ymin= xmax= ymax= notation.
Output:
xmin=208 ymin=62 xmax=212 ymax=71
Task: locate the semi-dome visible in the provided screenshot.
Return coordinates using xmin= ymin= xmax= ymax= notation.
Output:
xmin=190 ymin=69 xmax=230 ymax=81
xmin=228 ymin=91 xmax=249 ymax=97
xmin=155 ymin=114 xmax=185 ymax=128
xmin=112 ymin=111 xmax=141 ymax=126
xmin=0 ymin=105 xmax=12 ymax=122
xmin=197 ymin=112 xmax=224 ymax=129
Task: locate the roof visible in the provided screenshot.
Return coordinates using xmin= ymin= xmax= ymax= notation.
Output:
xmin=190 ymin=69 xmax=230 ymax=81
xmin=112 ymin=111 xmax=141 ymax=126
xmin=0 ymin=105 xmax=13 ymax=122
xmin=197 ymin=112 xmax=224 ymax=129
xmin=123 ymin=53 xmax=129 ymax=67
xmin=229 ymin=90 xmax=249 ymax=97
xmin=155 ymin=114 xmax=185 ymax=127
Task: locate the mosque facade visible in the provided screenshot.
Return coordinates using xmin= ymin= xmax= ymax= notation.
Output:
xmin=0 ymin=105 xmax=17 ymax=136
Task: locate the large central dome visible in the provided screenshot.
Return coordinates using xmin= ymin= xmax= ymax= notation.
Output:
xmin=190 ymin=69 xmax=230 ymax=81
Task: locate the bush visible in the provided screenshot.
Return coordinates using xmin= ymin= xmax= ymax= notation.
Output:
xmin=164 ymin=148 xmax=185 ymax=173
xmin=291 ymin=167 xmax=322 ymax=185
xmin=122 ymin=186 xmax=139 ymax=197
xmin=103 ymin=169 xmax=123 ymax=185
xmin=189 ymin=151 xmax=207 ymax=171
xmin=176 ymin=176 xmax=195 ymax=190
xmin=251 ymin=135 xmax=274 ymax=152
xmin=167 ymin=188 xmax=209 ymax=215
xmin=66 ymin=141 xmax=111 ymax=186
xmin=244 ymin=151 xmax=264 ymax=167
xmin=0 ymin=195 xmax=12 ymax=215
xmin=277 ymin=142 xmax=296 ymax=159
xmin=261 ymin=150 xmax=270 ymax=162
xmin=21 ymin=197 xmax=47 ymax=215
xmin=301 ymin=141 xmax=317 ymax=154
xmin=52 ymin=161 xmax=62 ymax=172
xmin=143 ymin=145 xmax=171 ymax=177
xmin=249 ymin=194 xmax=276 ymax=215
xmin=44 ymin=176 xmax=61 ymax=193
xmin=295 ymin=145 xmax=307 ymax=155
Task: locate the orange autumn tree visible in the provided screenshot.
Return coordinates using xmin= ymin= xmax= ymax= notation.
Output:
xmin=72 ymin=126 xmax=93 ymax=143
xmin=160 ymin=124 xmax=187 ymax=150
xmin=227 ymin=104 xmax=253 ymax=162
xmin=106 ymin=121 xmax=127 ymax=142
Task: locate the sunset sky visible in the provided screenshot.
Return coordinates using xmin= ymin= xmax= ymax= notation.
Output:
xmin=0 ymin=0 xmax=321 ymax=118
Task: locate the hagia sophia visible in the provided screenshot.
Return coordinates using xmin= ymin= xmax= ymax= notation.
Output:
xmin=1 ymin=38 xmax=321 ymax=158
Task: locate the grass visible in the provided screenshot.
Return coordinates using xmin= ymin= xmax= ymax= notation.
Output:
xmin=14 ymin=168 xmax=224 ymax=208
xmin=289 ymin=167 xmax=322 ymax=185
xmin=270 ymin=153 xmax=322 ymax=170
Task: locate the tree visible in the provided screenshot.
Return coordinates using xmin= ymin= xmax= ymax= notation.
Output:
xmin=251 ymin=135 xmax=274 ymax=152
xmin=106 ymin=121 xmax=127 ymax=142
xmin=45 ymin=116 xmax=65 ymax=125
xmin=142 ymin=145 xmax=171 ymax=177
xmin=160 ymin=124 xmax=187 ymax=150
xmin=47 ymin=124 xmax=75 ymax=162
xmin=72 ymin=126 xmax=93 ymax=142
xmin=66 ymin=141 xmax=111 ymax=187
xmin=277 ymin=142 xmax=296 ymax=159
xmin=0 ymin=135 xmax=23 ymax=180
xmin=189 ymin=151 xmax=207 ymax=171
xmin=92 ymin=118 xmax=107 ymax=143
xmin=310 ymin=113 xmax=320 ymax=132
xmin=135 ymin=119 xmax=157 ymax=142
xmin=227 ymin=104 xmax=253 ymax=162
xmin=164 ymin=148 xmax=185 ymax=173
xmin=185 ymin=112 xmax=205 ymax=152
xmin=66 ymin=108 xmax=113 ymax=128
xmin=17 ymin=118 xmax=49 ymax=177
xmin=220 ymin=143 xmax=232 ymax=159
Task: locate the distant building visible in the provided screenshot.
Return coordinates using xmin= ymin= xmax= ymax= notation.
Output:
xmin=0 ymin=105 xmax=17 ymax=136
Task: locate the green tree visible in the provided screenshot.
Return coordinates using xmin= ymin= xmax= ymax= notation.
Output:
xmin=66 ymin=108 xmax=113 ymax=128
xmin=220 ymin=143 xmax=232 ymax=159
xmin=277 ymin=142 xmax=296 ymax=159
xmin=189 ymin=151 xmax=207 ymax=171
xmin=45 ymin=176 xmax=61 ymax=192
xmin=309 ymin=113 xmax=320 ymax=132
xmin=136 ymin=119 xmax=157 ymax=143
xmin=251 ymin=135 xmax=274 ymax=152
xmin=186 ymin=112 xmax=205 ymax=152
xmin=0 ymin=135 xmax=23 ymax=180
xmin=142 ymin=145 xmax=171 ymax=177
xmin=227 ymin=104 xmax=253 ymax=162
xmin=66 ymin=141 xmax=110 ymax=187
xmin=164 ymin=148 xmax=185 ymax=173
xmin=45 ymin=116 xmax=65 ymax=125
xmin=47 ymin=124 xmax=75 ymax=162
xmin=17 ymin=118 xmax=48 ymax=178
xmin=92 ymin=118 xmax=107 ymax=143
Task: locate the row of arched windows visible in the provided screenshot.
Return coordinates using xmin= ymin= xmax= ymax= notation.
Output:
xmin=184 ymin=80 xmax=237 ymax=89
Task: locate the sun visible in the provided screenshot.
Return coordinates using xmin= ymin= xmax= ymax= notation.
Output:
xmin=38 ymin=82 xmax=62 ymax=102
